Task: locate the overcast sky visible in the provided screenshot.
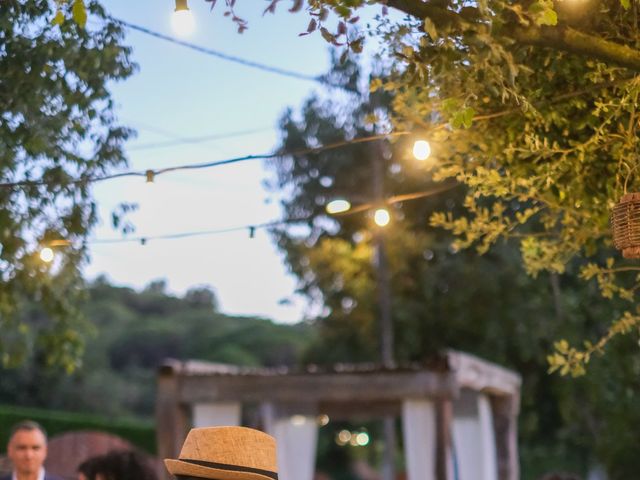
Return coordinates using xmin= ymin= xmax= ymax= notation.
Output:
xmin=83 ymin=1 xmax=336 ymax=322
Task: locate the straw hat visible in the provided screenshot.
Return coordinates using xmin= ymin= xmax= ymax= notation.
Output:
xmin=164 ymin=426 xmax=278 ymax=480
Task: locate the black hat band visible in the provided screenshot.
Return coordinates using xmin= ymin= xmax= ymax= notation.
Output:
xmin=177 ymin=459 xmax=278 ymax=480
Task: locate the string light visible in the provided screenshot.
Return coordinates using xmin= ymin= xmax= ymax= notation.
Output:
xmin=374 ymin=208 xmax=391 ymax=227
xmin=413 ymin=140 xmax=431 ymax=161
xmin=1 ymin=75 xmax=619 ymax=191
xmin=145 ymin=170 xmax=155 ymax=184
xmin=326 ymin=199 xmax=351 ymax=214
xmin=317 ymin=414 xmax=330 ymax=426
xmin=39 ymin=247 xmax=54 ymax=263
xmin=171 ymin=0 xmax=195 ymax=37
xmin=0 ymin=132 xmax=411 ymax=190
xmin=356 ymin=432 xmax=370 ymax=446
xmin=115 ymin=18 xmax=341 ymax=87
xmin=35 ymin=183 xmax=457 ymax=252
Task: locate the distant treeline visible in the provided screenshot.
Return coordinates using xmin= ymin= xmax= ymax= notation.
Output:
xmin=0 ymin=277 xmax=314 ymax=418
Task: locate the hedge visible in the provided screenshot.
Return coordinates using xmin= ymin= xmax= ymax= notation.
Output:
xmin=0 ymin=404 xmax=156 ymax=454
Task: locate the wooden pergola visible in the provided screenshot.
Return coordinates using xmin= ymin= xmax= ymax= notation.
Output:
xmin=156 ymin=350 xmax=521 ymax=480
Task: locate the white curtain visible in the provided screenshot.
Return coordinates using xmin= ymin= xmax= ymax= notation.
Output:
xmin=402 ymin=399 xmax=437 ymax=480
xmin=262 ymin=404 xmax=318 ymax=480
xmin=452 ymin=391 xmax=497 ymax=480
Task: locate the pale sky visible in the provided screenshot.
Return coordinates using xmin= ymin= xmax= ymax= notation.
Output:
xmin=84 ymin=1 xmax=336 ymax=322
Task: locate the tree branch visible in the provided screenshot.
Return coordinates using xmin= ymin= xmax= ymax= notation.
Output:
xmin=511 ymin=24 xmax=640 ymax=71
xmin=385 ymin=0 xmax=640 ymax=71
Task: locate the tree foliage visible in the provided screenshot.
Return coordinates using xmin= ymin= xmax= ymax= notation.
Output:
xmin=0 ymin=1 xmax=134 ymax=370
xmin=210 ymin=0 xmax=640 ymax=375
xmin=268 ymin=54 xmax=640 ymax=477
xmin=0 ymin=277 xmax=313 ymax=417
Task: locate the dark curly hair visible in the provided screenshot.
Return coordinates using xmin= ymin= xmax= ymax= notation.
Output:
xmin=77 ymin=450 xmax=157 ymax=480
xmin=539 ymin=473 xmax=582 ymax=480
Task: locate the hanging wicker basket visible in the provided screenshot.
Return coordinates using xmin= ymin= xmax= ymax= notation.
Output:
xmin=612 ymin=193 xmax=640 ymax=258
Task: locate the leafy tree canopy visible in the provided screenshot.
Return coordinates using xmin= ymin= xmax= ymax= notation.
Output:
xmin=0 ymin=278 xmax=313 ymax=417
xmin=0 ymin=1 xmax=134 ymax=370
xmin=208 ymin=0 xmax=640 ymax=375
xmin=269 ymin=53 xmax=640 ymax=478
xmin=3 ymin=0 xmax=639 ymax=374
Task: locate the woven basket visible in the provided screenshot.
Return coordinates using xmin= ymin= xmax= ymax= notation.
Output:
xmin=612 ymin=192 xmax=640 ymax=258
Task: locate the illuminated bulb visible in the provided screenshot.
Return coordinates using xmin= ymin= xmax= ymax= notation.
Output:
xmin=356 ymin=432 xmax=370 ymax=446
xmin=171 ymin=0 xmax=195 ymax=37
xmin=336 ymin=430 xmax=351 ymax=446
xmin=40 ymin=247 xmax=54 ymax=263
xmin=413 ymin=140 xmax=431 ymax=161
xmin=374 ymin=208 xmax=390 ymax=227
xmin=291 ymin=415 xmax=307 ymax=426
xmin=317 ymin=414 xmax=330 ymax=426
xmin=326 ymin=199 xmax=351 ymax=214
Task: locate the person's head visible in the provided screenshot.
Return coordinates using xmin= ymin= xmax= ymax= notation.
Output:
xmin=164 ymin=426 xmax=277 ymax=480
xmin=539 ymin=473 xmax=582 ymax=480
xmin=7 ymin=421 xmax=48 ymax=477
xmin=77 ymin=451 xmax=157 ymax=480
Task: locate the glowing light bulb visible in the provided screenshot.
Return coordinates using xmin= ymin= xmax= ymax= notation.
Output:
xmin=317 ymin=414 xmax=330 ymax=426
xmin=413 ymin=140 xmax=431 ymax=161
xmin=291 ymin=415 xmax=307 ymax=426
xmin=171 ymin=1 xmax=195 ymax=37
xmin=336 ymin=430 xmax=351 ymax=446
xmin=356 ymin=432 xmax=370 ymax=446
xmin=40 ymin=247 xmax=54 ymax=263
xmin=326 ymin=199 xmax=351 ymax=214
xmin=374 ymin=208 xmax=390 ymax=227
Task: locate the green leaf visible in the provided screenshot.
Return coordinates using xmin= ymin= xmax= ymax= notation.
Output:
xmin=52 ymin=10 xmax=65 ymax=26
xmin=72 ymin=0 xmax=87 ymax=28
xmin=621 ymin=0 xmax=631 ymax=9
xmin=539 ymin=8 xmax=557 ymax=25
xmin=423 ymin=17 xmax=438 ymax=41
xmin=529 ymin=1 xmax=558 ymax=26
xmin=451 ymin=106 xmax=476 ymax=129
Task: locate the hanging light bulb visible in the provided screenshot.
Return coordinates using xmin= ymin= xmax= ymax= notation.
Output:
xmin=172 ymin=0 xmax=195 ymax=37
xmin=146 ymin=170 xmax=155 ymax=184
xmin=413 ymin=140 xmax=431 ymax=161
xmin=40 ymin=247 xmax=54 ymax=263
xmin=374 ymin=208 xmax=390 ymax=227
xmin=326 ymin=199 xmax=351 ymax=214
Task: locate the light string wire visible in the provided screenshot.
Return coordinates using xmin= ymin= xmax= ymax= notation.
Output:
xmin=2 ymin=72 xmax=628 ymax=190
xmin=113 ymin=17 xmax=341 ymax=87
xmin=86 ymin=180 xmax=459 ymax=246
xmin=0 ymin=131 xmax=411 ymax=190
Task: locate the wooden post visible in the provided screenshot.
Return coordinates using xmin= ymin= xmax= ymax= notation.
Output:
xmin=435 ymin=398 xmax=453 ymax=480
xmin=156 ymin=364 xmax=190 ymax=480
xmin=490 ymin=394 xmax=520 ymax=480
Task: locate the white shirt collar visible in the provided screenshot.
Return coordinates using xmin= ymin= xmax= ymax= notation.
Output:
xmin=12 ymin=467 xmax=45 ymax=480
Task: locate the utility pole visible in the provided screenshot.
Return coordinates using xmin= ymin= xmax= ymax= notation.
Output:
xmin=371 ymin=139 xmax=396 ymax=480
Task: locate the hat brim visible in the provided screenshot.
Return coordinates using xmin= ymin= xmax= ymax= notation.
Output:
xmin=164 ymin=459 xmax=275 ymax=480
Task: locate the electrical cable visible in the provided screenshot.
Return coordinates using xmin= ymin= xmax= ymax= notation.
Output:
xmin=90 ymin=216 xmax=312 ymax=245
xmin=127 ymin=126 xmax=274 ymax=151
xmin=87 ymin=181 xmax=459 ymax=246
xmin=0 ymin=131 xmax=410 ymax=189
xmin=115 ymin=17 xmax=330 ymax=85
